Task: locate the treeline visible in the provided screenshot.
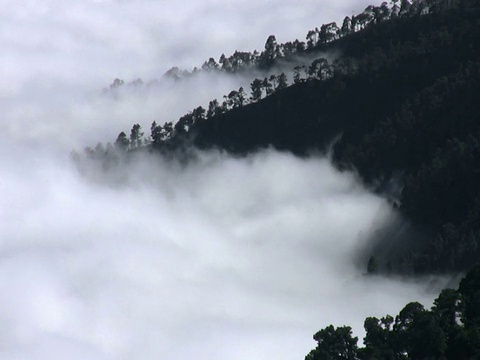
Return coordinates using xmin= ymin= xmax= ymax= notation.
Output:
xmin=106 ymin=0 xmax=450 ymax=88
xmin=306 ymin=263 xmax=480 ymax=359
xmin=92 ymin=0 xmax=458 ymax=154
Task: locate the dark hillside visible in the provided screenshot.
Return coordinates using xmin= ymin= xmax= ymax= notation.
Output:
xmin=190 ymin=4 xmax=480 ymax=273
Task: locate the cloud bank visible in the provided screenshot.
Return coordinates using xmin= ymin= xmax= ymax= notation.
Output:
xmin=0 ymin=147 xmax=451 ymax=360
xmin=0 ymin=0 xmax=454 ymax=359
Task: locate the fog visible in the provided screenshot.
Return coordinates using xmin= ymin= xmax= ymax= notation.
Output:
xmin=1 ymin=0 xmax=454 ymax=359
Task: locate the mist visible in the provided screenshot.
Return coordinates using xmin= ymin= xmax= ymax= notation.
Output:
xmin=0 ymin=146 xmax=451 ymax=360
xmin=1 ymin=0 xmax=454 ymax=359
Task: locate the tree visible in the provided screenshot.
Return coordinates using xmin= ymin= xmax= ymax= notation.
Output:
xmin=399 ymin=0 xmax=411 ymax=16
xmin=294 ymin=65 xmax=306 ymax=84
xmin=269 ymin=74 xmax=278 ymax=90
xmin=109 ymin=78 xmax=124 ymax=89
xmin=360 ymin=316 xmax=394 ymax=360
xmin=219 ymin=54 xmax=233 ymax=72
xmin=192 ymin=106 xmax=206 ymax=122
xmin=224 ymin=91 xmax=237 ymax=110
xmin=230 ymin=51 xmax=256 ymax=71
xmin=202 ymin=57 xmax=219 ymax=71
xmin=207 ymin=99 xmax=221 ymax=118
xmin=175 ymin=113 xmax=194 ymax=134
xmin=277 ymin=73 xmax=288 ymax=90
xmin=294 ymin=39 xmax=306 ymax=52
xmin=432 ymin=288 xmax=461 ymax=334
xmin=380 ymin=2 xmax=391 ymax=20
xmin=236 ymin=87 xmax=247 ymax=106
xmin=319 ymin=22 xmax=339 ymax=44
xmin=259 ymin=35 xmax=279 ymax=67
xmin=306 ymin=28 xmax=319 ymax=48
xmin=309 ymin=58 xmax=331 ymax=80
xmin=350 ymin=16 xmax=358 ymax=32
xmin=250 ymin=78 xmax=263 ymax=102
xmin=129 ymin=124 xmax=144 ymax=149
xmin=114 ymin=131 xmax=129 ymax=151
xmin=341 ymin=17 xmax=352 ymax=37
xmin=151 ymin=121 xmax=162 ymax=145
xmin=432 ymin=288 xmax=466 ymax=359
xmin=306 ymin=325 xmax=358 ymax=360
xmin=262 ymin=77 xmax=273 ymax=96
xmin=356 ymin=8 xmax=375 ymax=30
xmin=458 ymin=262 xmax=480 ymax=327
xmin=393 ymin=302 xmax=446 ymax=358
xmin=162 ymin=122 xmax=173 ymax=140
xmin=164 ymin=66 xmax=188 ymax=80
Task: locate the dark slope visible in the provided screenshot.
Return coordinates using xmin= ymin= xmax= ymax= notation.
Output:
xmin=189 ymin=5 xmax=480 ymax=273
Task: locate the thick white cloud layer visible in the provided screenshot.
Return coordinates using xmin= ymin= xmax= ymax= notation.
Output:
xmin=0 ymin=147 xmax=451 ymax=360
xmin=1 ymin=0 xmax=454 ymax=359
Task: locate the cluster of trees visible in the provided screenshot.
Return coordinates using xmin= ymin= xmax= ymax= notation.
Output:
xmin=306 ymin=263 xmax=480 ymax=359
xmin=107 ymin=0 xmax=455 ymax=90
xmin=194 ymin=0 xmax=453 ymax=75
xmin=109 ymin=52 xmax=355 ymax=152
xmin=107 ymin=52 xmax=338 ymax=152
xmin=148 ymin=75 xmax=287 ymax=147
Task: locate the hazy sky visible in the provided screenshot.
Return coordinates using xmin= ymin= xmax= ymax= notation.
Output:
xmin=0 ymin=1 xmax=456 ymax=359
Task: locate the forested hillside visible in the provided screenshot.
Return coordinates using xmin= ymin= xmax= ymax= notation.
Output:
xmin=76 ymin=0 xmax=480 ymax=274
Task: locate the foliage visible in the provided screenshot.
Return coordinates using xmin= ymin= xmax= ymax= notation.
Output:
xmin=308 ymin=263 xmax=480 ymax=360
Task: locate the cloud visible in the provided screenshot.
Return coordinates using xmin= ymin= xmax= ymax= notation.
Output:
xmin=0 ymin=1 xmax=455 ymax=359
xmin=0 ymin=146 xmax=452 ymax=360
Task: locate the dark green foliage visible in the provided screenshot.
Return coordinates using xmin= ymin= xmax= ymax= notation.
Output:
xmin=394 ymin=302 xmax=447 ymax=359
xmin=250 ymin=78 xmax=264 ymax=102
xmin=192 ymin=3 xmax=480 ymax=273
xmin=359 ymin=316 xmax=394 ymax=360
xmin=459 ymin=263 xmax=480 ymax=328
xmin=306 ymin=325 xmax=358 ymax=360
xmin=309 ymin=264 xmax=480 ymax=360
xmin=259 ymin=35 xmax=279 ymax=68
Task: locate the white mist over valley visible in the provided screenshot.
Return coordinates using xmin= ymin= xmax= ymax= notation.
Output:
xmin=0 ymin=1 xmax=454 ymax=359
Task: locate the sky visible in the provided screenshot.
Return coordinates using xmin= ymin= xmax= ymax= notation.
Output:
xmin=0 ymin=0 xmax=458 ymax=359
